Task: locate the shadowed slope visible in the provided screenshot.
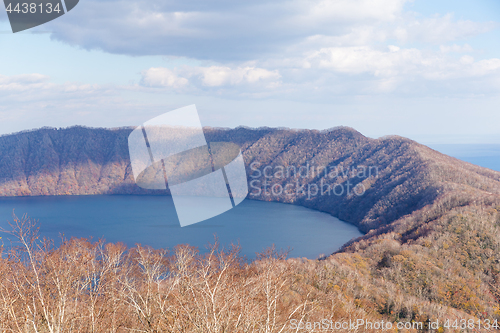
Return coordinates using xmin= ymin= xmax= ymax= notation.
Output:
xmin=0 ymin=126 xmax=499 ymax=236
xmin=2 ymin=126 xmax=500 ymax=325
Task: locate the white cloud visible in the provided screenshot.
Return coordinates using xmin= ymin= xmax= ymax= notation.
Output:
xmin=283 ymin=13 xmax=495 ymax=55
xmin=196 ymin=66 xmax=280 ymax=87
xmin=303 ymin=44 xmax=500 ymax=81
xmin=30 ymin=0 xmax=497 ymax=102
xmin=440 ymin=44 xmax=474 ymax=53
xmin=468 ymin=58 xmax=500 ymax=76
xmin=135 ymin=41 xmax=500 ymax=99
xmin=0 ymin=74 xmax=115 ymax=111
xmin=0 ymin=74 xmax=163 ymax=134
xmin=305 ymin=46 xmax=425 ymax=76
xmin=2 ymin=0 xmax=499 ymax=136
xmin=140 ymin=68 xmax=189 ymax=88
xmin=459 ymin=55 xmax=475 ymax=65
xmin=140 ymin=65 xmax=281 ymax=93
xmin=288 ymin=0 xmax=407 ymax=26
xmin=43 ymin=0 xmax=414 ymax=60
xmin=392 ymin=13 xmax=496 ymax=44
xmin=0 ymin=74 xmax=50 ymax=91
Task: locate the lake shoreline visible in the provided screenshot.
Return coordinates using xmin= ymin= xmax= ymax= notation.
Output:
xmin=0 ymin=194 xmax=363 ymax=259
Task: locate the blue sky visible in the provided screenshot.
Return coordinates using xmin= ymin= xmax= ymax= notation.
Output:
xmin=0 ymin=0 xmax=499 ymax=143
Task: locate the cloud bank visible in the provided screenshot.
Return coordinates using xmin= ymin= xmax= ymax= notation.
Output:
xmin=2 ymin=0 xmax=500 ymax=141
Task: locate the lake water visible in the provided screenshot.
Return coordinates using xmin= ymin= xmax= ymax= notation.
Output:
xmin=1 ymin=144 xmax=496 ymax=260
xmin=0 ymin=196 xmax=362 ymax=259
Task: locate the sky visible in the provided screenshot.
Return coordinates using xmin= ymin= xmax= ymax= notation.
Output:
xmin=0 ymin=0 xmax=500 ymax=144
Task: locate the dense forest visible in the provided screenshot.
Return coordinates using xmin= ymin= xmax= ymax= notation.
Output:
xmin=1 ymin=126 xmax=500 ymax=331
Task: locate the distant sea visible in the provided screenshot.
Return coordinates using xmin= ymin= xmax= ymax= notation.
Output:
xmin=429 ymin=144 xmax=500 ymax=172
xmin=0 ymin=196 xmax=362 ymax=259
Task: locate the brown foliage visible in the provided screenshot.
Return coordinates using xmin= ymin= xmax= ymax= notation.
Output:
xmin=2 ymin=211 xmax=499 ymax=332
xmin=0 ymin=215 xmax=317 ymax=332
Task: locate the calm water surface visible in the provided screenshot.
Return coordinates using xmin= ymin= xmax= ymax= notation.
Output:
xmin=0 ymin=196 xmax=362 ymax=259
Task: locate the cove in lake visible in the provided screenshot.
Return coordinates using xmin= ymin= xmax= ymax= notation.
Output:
xmin=0 ymin=196 xmax=362 ymax=259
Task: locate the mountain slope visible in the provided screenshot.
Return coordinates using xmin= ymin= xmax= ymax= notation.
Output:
xmin=2 ymin=125 xmax=500 ymax=326
xmin=0 ymin=126 xmax=499 ymax=235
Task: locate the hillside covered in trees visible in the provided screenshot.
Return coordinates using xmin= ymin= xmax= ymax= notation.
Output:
xmin=1 ymin=126 xmax=500 ymax=331
xmin=2 ymin=126 xmax=498 ymax=232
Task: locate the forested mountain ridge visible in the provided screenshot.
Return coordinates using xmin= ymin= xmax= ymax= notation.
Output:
xmin=0 ymin=126 xmax=498 ymax=234
xmin=2 ymin=126 xmax=500 ymax=329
